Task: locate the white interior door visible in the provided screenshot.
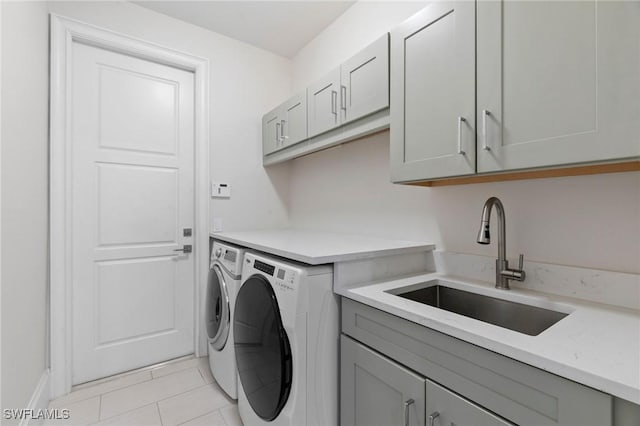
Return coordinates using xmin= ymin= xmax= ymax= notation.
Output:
xmin=71 ymin=41 xmax=195 ymax=384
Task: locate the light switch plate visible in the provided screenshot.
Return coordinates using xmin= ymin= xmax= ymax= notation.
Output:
xmin=211 ymin=182 xmax=231 ymax=198
xmin=212 ymin=218 xmax=223 ymax=232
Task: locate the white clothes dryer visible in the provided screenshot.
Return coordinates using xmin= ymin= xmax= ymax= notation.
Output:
xmin=206 ymin=240 xmax=247 ymax=399
xmin=234 ymin=252 xmax=339 ymax=426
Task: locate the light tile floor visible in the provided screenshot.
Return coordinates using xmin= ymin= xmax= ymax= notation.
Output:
xmin=47 ymin=357 xmax=243 ymax=426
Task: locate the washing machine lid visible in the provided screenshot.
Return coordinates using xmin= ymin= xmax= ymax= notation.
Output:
xmin=234 ymin=274 xmax=292 ymax=421
xmin=206 ymin=264 xmax=230 ymax=350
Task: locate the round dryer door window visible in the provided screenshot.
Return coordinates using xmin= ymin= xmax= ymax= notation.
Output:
xmin=206 ymin=264 xmax=230 ymax=350
xmin=234 ymin=275 xmax=292 ymax=421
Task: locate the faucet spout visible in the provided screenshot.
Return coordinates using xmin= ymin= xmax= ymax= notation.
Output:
xmin=476 ymin=197 xmax=524 ymax=289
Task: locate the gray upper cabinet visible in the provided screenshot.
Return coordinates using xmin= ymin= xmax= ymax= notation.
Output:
xmin=281 ymin=92 xmax=307 ymax=147
xmin=263 ymin=34 xmax=391 ymax=163
xmin=390 ymin=0 xmax=640 ymax=182
xmin=262 ymin=91 xmax=307 ymax=156
xmin=477 ymin=0 xmax=640 ymax=172
xmin=262 ymin=108 xmax=281 ymax=156
xmin=307 ymin=68 xmax=341 ymax=138
xmin=340 ymin=34 xmax=389 ymax=126
xmin=390 ymin=1 xmax=476 ymax=182
xmin=341 ymin=335 xmax=425 ymax=426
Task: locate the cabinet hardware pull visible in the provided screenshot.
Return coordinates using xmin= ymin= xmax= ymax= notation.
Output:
xmin=428 ymin=411 xmax=440 ymax=426
xmin=482 ymin=109 xmax=491 ymax=151
xmin=341 ymin=85 xmax=347 ymax=111
xmin=331 ymin=90 xmax=338 ymax=116
xmin=280 ymin=119 xmax=288 ymax=140
xmin=403 ymin=399 xmax=415 ymax=426
xmin=457 ymin=116 xmax=466 ymax=155
xmin=275 ymin=122 xmax=281 ymax=145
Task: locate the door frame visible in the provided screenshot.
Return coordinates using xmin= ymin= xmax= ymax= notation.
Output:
xmin=49 ymin=14 xmax=210 ymax=398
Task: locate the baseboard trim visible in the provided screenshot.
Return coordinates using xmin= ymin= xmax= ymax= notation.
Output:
xmin=19 ymin=369 xmax=50 ymax=426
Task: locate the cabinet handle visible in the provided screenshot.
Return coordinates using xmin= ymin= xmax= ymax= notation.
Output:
xmin=403 ymin=399 xmax=415 ymax=426
xmin=457 ymin=116 xmax=466 ymax=155
xmin=280 ymin=119 xmax=288 ymax=140
xmin=331 ymin=90 xmax=338 ymax=116
xmin=482 ymin=109 xmax=491 ymax=151
xmin=340 ymin=85 xmax=347 ymax=111
xmin=275 ymin=122 xmax=281 ymax=145
xmin=428 ymin=411 xmax=440 ymax=426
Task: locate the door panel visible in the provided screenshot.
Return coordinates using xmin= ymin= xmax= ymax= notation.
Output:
xmin=98 ymin=66 xmax=178 ymax=155
xmin=97 ymin=164 xmax=178 ymax=245
xmin=341 ymin=33 xmax=389 ymax=125
xmin=426 ymin=379 xmax=514 ymax=426
xmin=341 ymin=335 xmax=425 ymax=426
xmin=390 ymin=1 xmax=476 ymax=182
xmin=71 ymin=42 xmax=195 ymax=384
xmin=282 ymin=92 xmax=307 ymax=148
xmin=307 ymin=68 xmax=341 ymax=138
xmin=262 ymin=109 xmax=281 ymax=155
xmin=477 ymin=0 xmax=640 ymax=172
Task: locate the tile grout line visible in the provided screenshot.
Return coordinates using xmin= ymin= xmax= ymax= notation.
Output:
xmin=99 ymin=378 xmax=213 ymax=423
xmin=156 ymin=402 xmax=164 ymax=426
xmin=175 ymin=408 xmax=221 ymax=426
xmin=53 ymin=374 xmax=155 ymax=408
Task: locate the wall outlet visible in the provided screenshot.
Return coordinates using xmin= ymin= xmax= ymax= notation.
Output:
xmin=211 ymin=181 xmax=231 ymax=198
xmin=212 ymin=217 xmax=223 ymax=232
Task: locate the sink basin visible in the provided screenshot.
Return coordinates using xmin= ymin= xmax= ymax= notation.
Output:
xmin=388 ymin=281 xmax=568 ymax=336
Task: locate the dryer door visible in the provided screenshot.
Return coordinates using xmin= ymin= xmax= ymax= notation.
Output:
xmin=206 ymin=264 xmax=230 ymax=350
xmin=234 ymin=274 xmax=292 ymax=421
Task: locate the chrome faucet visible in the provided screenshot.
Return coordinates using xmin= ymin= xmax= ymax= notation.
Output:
xmin=476 ymin=197 xmax=525 ymax=290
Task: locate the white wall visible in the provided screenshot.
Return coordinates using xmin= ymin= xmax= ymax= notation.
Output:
xmin=289 ymin=1 xmax=640 ymax=274
xmin=1 ymin=0 xmax=50 ymax=419
xmin=49 ymin=0 xmax=293 ymax=234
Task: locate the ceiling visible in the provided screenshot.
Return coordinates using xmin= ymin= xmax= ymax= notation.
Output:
xmin=133 ymin=1 xmax=356 ymax=58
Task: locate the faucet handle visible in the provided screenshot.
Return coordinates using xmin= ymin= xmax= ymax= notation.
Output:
xmin=518 ymin=254 xmax=524 ymax=270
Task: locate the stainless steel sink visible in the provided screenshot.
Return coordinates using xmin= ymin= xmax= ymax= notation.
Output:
xmin=388 ymin=282 xmax=568 ymax=336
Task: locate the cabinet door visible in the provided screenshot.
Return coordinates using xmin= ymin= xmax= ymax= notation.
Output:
xmin=262 ymin=108 xmax=281 ymax=156
xmin=341 ymin=34 xmax=389 ymax=125
xmin=341 ymin=335 xmax=425 ymax=426
xmin=477 ymin=1 xmax=640 ymax=172
xmin=390 ymin=1 xmax=476 ymax=182
xmin=307 ymin=68 xmax=341 ymax=138
xmin=426 ymin=380 xmax=514 ymax=426
xmin=281 ymin=92 xmax=307 ymax=148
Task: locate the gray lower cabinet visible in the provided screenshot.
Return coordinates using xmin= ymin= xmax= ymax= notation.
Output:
xmin=426 ymin=379 xmax=514 ymax=426
xmin=341 ymin=298 xmax=615 ymax=426
xmin=341 ymin=335 xmax=426 ymax=426
xmin=342 ymin=334 xmax=513 ymax=426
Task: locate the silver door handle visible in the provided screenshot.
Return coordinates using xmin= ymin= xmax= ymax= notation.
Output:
xmin=173 ymin=245 xmax=192 ymax=254
xmin=280 ymin=119 xmax=288 ymax=140
xmin=275 ymin=122 xmax=281 ymax=145
xmin=457 ymin=116 xmax=466 ymax=155
xmin=482 ymin=109 xmax=491 ymax=151
xmin=331 ymin=90 xmax=337 ymax=116
xmin=428 ymin=411 xmax=440 ymax=426
xmin=403 ymin=399 xmax=415 ymax=426
xmin=340 ymin=85 xmax=347 ymax=111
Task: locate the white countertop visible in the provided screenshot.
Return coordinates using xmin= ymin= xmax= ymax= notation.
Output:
xmin=210 ymin=229 xmax=435 ymax=265
xmin=336 ymin=273 xmax=640 ymax=405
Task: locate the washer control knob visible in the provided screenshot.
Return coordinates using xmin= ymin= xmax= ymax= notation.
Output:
xmin=214 ymin=248 xmax=222 ymax=258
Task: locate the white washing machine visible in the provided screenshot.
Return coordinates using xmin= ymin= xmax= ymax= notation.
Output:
xmin=234 ymin=252 xmax=339 ymax=426
xmin=206 ymin=240 xmax=247 ymax=399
